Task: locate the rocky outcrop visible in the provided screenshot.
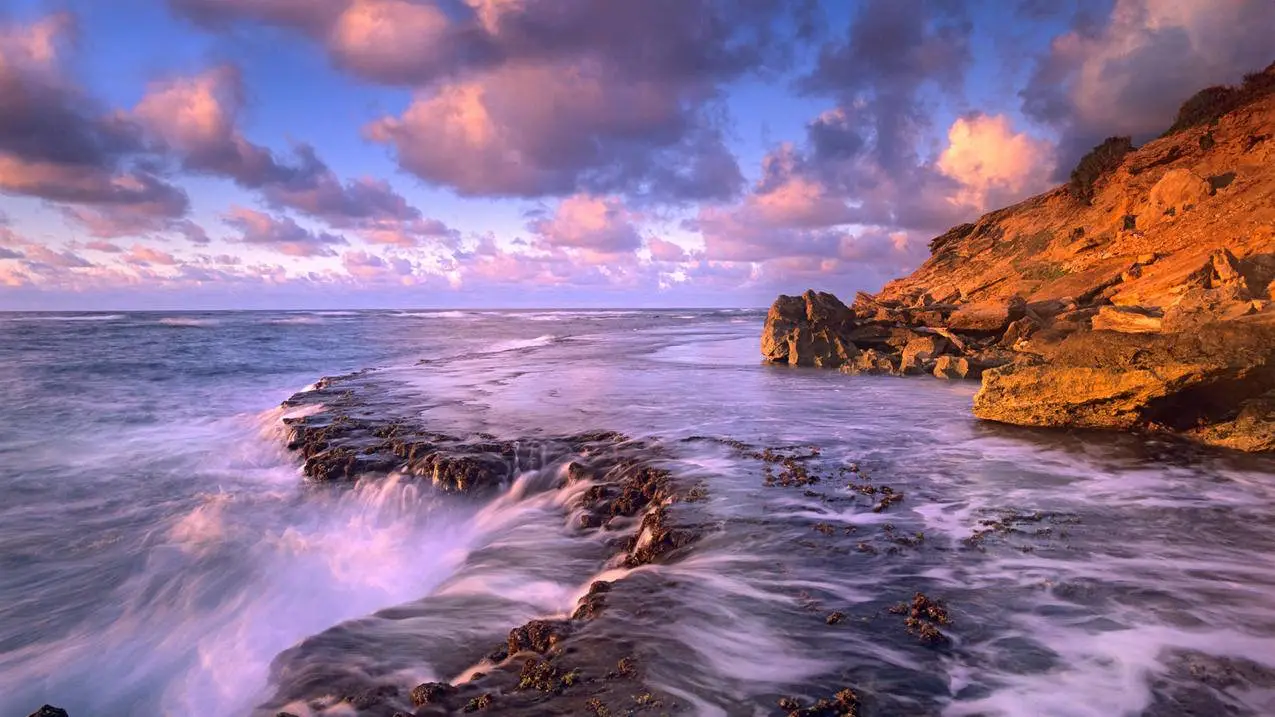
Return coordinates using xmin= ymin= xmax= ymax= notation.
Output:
xmin=975 ymin=315 xmax=1275 ymax=448
xmin=763 ymin=61 xmax=1275 ymax=452
xmin=762 ymin=291 xmax=859 ymax=368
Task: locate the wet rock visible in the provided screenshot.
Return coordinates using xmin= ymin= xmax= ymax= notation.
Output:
xmin=27 ymin=708 xmax=69 ymax=717
xmin=1091 ymin=305 xmax=1164 ymax=333
xmin=780 ymin=689 xmax=860 ymax=717
xmin=410 ymin=682 xmax=456 ymax=707
xmin=507 ymin=619 xmax=573 ymax=657
xmin=572 ymin=581 xmax=612 ymax=620
xmin=624 ymin=505 xmax=698 ymax=567
xmin=890 ymin=592 xmax=951 ymax=645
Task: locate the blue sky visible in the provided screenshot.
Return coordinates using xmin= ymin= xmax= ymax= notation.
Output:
xmin=1 ymin=0 xmax=1270 ymax=309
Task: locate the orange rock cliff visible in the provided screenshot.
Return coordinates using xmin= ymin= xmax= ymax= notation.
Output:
xmin=762 ymin=61 xmax=1275 ymax=452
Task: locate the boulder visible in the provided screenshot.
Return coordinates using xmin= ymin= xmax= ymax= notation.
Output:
xmin=1091 ymin=306 xmax=1164 ymax=333
xmin=900 ymin=336 xmax=949 ymax=374
xmin=762 ymin=291 xmax=860 ymax=368
xmin=28 ymin=708 xmax=69 ymax=717
xmin=933 ymin=356 xmax=974 ymax=380
xmin=945 ymin=297 xmax=1027 ymax=334
xmin=973 ymin=319 xmax=1275 ymax=451
xmin=1148 ymin=168 xmax=1211 ymax=219
xmin=999 ymin=316 xmax=1041 ymax=348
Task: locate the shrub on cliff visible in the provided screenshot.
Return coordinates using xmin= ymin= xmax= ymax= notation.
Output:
xmin=1165 ymin=60 xmax=1275 ymax=136
xmin=1068 ymin=136 xmax=1134 ymax=204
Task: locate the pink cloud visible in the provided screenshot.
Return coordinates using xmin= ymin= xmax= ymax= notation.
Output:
xmin=529 ymin=195 xmax=642 ymax=255
xmin=0 ymin=14 xmax=189 ymax=216
xmin=936 ymin=113 xmax=1055 ymax=211
xmin=224 ymin=207 xmax=348 ymax=257
xmin=647 ymin=237 xmax=692 ymax=263
xmin=125 ymin=244 xmax=180 ymax=266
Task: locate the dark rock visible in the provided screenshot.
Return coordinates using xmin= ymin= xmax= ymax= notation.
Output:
xmin=410 ymin=682 xmax=456 ymax=707
xmin=507 ymin=619 xmax=573 ymax=657
xmin=28 ymin=708 xmax=69 ymax=717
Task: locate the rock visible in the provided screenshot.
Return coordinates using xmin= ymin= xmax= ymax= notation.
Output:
xmin=762 ymin=291 xmax=860 ymax=368
xmin=1163 ymin=249 xmax=1259 ymax=331
xmin=1148 ymin=168 xmax=1211 ymax=219
xmin=1091 ymin=305 xmax=1164 ymax=333
xmin=900 ymin=336 xmax=948 ymax=374
xmin=411 ymin=682 xmax=457 ymax=707
xmin=1190 ymin=391 xmax=1275 ymax=452
xmin=839 ymin=349 xmax=899 ymax=376
xmin=507 ymin=619 xmax=573 ymax=656
xmin=999 ymin=316 xmax=1041 ymax=348
xmin=28 ymin=708 xmax=68 ymax=717
xmin=761 ymin=294 xmax=807 ymax=362
xmin=973 ymin=319 xmax=1275 ymax=451
xmin=945 ymin=297 xmax=1027 ymax=334
xmin=933 ymin=356 xmax=974 ymax=380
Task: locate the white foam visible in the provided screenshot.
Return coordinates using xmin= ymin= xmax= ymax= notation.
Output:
xmin=22 ymin=314 xmax=126 ymax=322
xmin=158 ymin=317 xmax=221 ymax=327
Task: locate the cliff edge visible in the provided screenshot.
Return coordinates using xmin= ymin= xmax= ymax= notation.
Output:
xmin=762 ymin=62 xmax=1275 ymax=452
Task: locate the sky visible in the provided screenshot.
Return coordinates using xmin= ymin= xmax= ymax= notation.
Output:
xmin=0 ymin=0 xmax=1272 ymax=310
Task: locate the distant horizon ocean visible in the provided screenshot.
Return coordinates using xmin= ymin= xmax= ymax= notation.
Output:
xmin=3 ymin=309 xmax=1274 ymax=716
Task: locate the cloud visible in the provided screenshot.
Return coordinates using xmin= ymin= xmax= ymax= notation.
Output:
xmin=800 ymin=0 xmax=972 ymax=174
xmin=124 ymin=244 xmax=180 ymax=266
xmin=0 ymin=14 xmax=189 ymax=215
xmin=647 ymin=237 xmax=693 ymax=263
xmin=365 ymin=60 xmax=744 ymax=201
xmin=133 ymin=65 xmax=303 ymax=187
xmin=1023 ymin=0 xmax=1275 ymax=169
xmin=175 ymin=0 xmax=816 ymax=202
xmin=528 ymin=195 xmax=642 ymax=255
xmin=937 ymin=113 xmax=1056 ymax=211
xmin=84 ymin=241 xmax=123 ymax=253
xmin=341 ymin=249 xmax=417 ymax=283
xmin=224 ymin=207 xmax=348 ymax=257
xmin=0 ymin=246 xmax=22 ymax=260
xmin=21 ymin=244 xmax=94 ymax=268
xmin=132 ymin=65 xmax=455 ymax=246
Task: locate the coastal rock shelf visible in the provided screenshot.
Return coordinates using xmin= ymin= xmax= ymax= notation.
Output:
xmin=764 ymin=64 xmax=1275 ymax=453
xmin=272 ymin=372 xmax=711 ymax=715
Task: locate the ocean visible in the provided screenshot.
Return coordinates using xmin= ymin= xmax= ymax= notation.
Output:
xmin=1 ymin=310 xmax=1274 ymax=716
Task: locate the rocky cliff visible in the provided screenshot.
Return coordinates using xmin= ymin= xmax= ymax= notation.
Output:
xmin=762 ymin=62 xmax=1275 ymax=452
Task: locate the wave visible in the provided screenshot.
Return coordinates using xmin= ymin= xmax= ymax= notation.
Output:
xmin=306 ymin=311 xmax=360 ymax=317
xmin=157 ymin=317 xmax=221 ymax=328
xmin=489 ymin=334 xmax=558 ymax=353
xmin=15 ymin=314 xmax=126 ymax=322
xmin=268 ymin=316 xmax=323 ymax=325
xmin=391 ymin=311 xmax=471 ymax=319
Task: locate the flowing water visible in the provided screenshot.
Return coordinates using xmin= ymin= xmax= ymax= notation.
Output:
xmin=2 ymin=310 xmax=1274 ymax=716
